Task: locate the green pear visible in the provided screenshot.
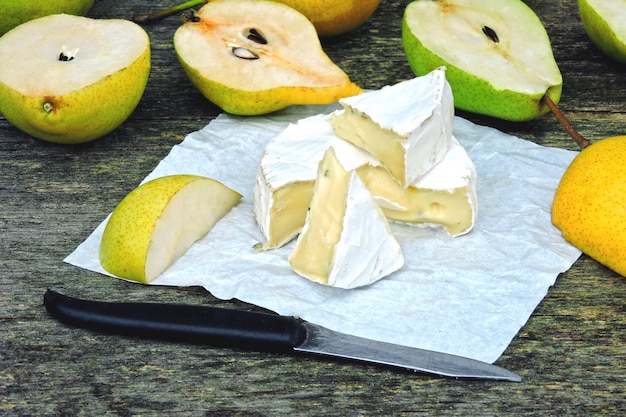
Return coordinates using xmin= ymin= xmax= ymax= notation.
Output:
xmin=0 ymin=0 xmax=94 ymax=35
xmin=578 ymin=0 xmax=626 ymax=64
xmin=0 ymin=14 xmax=150 ymax=144
xmin=402 ymin=0 xmax=562 ymax=122
xmin=100 ymin=175 xmax=242 ymax=284
xmin=173 ymin=0 xmax=362 ymax=116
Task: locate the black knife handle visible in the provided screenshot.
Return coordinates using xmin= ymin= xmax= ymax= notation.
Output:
xmin=44 ymin=290 xmax=307 ymax=352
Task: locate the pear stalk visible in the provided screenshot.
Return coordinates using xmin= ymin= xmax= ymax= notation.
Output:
xmin=542 ymin=95 xmax=592 ymax=149
xmin=133 ymin=0 xmax=207 ymax=23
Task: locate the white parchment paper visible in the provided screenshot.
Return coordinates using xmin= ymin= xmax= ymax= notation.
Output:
xmin=65 ymin=104 xmax=582 ymax=364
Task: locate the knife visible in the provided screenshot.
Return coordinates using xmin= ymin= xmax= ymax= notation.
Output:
xmin=43 ymin=290 xmax=521 ymax=382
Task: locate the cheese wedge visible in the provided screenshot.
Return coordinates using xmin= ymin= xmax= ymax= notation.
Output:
xmin=254 ymin=113 xmax=377 ymax=250
xmin=330 ymin=67 xmax=454 ymax=187
xmin=289 ymin=147 xmax=404 ymax=289
xmin=254 ymin=116 xmax=477 ymax=248
xmin=359 ymin=137 xmax=477 ymax=236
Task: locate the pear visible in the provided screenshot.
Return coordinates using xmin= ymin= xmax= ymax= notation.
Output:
xmin=100 ymin=175 xmax=242 ymax=284
xmin=0 ymin=0 xmax=94 ymax=35
xmin=402 ymin=0 xmax=562 ymax=122
xmin=133 ymin=0 xmax=380 ymax=37
xmin=578 ymin=0 xmax=626 ymax=64
xmin=173 ymin=0 xmax=362 ymax=115
xmin=0 ymin=14 xmax=150 ymax=145
xmin=552 ymin=136 xmax=626 ymax=278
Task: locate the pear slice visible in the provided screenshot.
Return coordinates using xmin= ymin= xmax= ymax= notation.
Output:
xmin=402 ymin=0 xmax=562 ymax=122
xmin=173 ymin=0 xmax=362 ymax=116
xmin=99 ymin=175 xmax=242 ymax=284
xmin=0 ymin=14 xmax=150 ymax=144
xmin=578 ymin=0 xmax=626 ymax=64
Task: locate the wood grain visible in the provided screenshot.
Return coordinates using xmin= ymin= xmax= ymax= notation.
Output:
xmin=1 ymin=0 xmax=625 ymax=415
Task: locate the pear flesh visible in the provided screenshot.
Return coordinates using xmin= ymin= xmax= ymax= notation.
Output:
xmin=173 ymin=0 xmax=361 ymax=115
xmin=578 ymin=0 xmax=626 ymax=64
xmin=99 ymin=175 xmax=242 ymax=284
xmin=0 ymin=14 xmax=150 ymax=144
xmin=402 ymin=0 xmax=562 ymax=121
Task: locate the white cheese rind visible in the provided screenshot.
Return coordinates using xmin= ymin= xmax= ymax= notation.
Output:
xmin=330 ymin=67 xmax=454 ymax=187
xmin=374 ymin=136 xmax=478 ymax=236
xmin=289 ymin=147 xmax=404 ymax=289
xmin=254 ymin=113 xmax=378 ymax=249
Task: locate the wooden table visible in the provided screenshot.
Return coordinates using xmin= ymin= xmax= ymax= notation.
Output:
xmin=2 ymin=0 xmax=625 ymax=415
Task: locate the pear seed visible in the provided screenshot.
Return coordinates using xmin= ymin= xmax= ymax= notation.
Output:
xmin=232 ymin=47 xmax=259 ymax=60
xmin=246 ymin=28 xmax=267 ymax=45
xmin=482 ymin=26 xmax=499 ymax=43
xmin=58 ymin=45 xmax=79 ymax=62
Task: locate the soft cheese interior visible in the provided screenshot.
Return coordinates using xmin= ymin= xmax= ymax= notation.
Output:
xmin=254 ymin=113 xmax=378 ymax=250
xmin=330 ymin=67 xmax=454 ymax=187
xmin=289 ymin=147 xmax=404 ymax=288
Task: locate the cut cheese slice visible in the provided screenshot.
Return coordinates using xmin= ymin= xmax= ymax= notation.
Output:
xmin=254 ymin=113 xmax=378 ymax=250
xmin=358 ymin=137 xmax=477 ymax=236
xmin=254 ymin=112 xmax=477 ymax=249
xmin=330 ymin=67 xmax=454 ymax=187
xmin=289 ymin=147 xmax=404 ymax=289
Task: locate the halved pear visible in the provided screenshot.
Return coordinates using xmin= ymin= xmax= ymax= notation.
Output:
xmin=578 ymin=0 xmax=626 ymax=64
xmin=99 ymin=175 xmax=242 ymax=284
xmin=173 ymin=0 xmax=362 ymax=116
xmin=0 ymin=14 xmax=150 ymax=144
xmin=0 ymin=0 xmax=94 ymax=35
xmin=402 ymin=0 xmax=562 ymax=121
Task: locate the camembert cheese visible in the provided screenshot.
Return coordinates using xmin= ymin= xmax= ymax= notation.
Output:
xmin=254 ymin=113 xmax=378 ymax=250
xmin=288 ymin=147 xmax=404 ymax=289
xmin=330 ymin=67 xmax=454 ymax=187
xmin=359 ymin=137 xmax=477 ymax=236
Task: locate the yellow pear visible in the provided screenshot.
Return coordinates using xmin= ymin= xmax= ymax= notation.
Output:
xmin=0 ymin=14 xmax=150 ymax=144
xmin=133 ymin=0 xmax=380 ymax=37
xmin=100 ymin=175 xmax=242 ymax=284
xmin=552 ymin=136 xmax=626 ymax=277
xmin=267 ymin=0 xmax=380 ymax=37
xmin=173 ymin=0 xmax=362 ymax=116
xmin=0 ymin=0 xmax=94 ymax=35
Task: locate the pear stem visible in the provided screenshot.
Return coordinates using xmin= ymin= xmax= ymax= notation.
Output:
xmin=133 ymin=0 xmax=208 ymax=23
xmin=542 ymin=94 xmax=592 ymax=149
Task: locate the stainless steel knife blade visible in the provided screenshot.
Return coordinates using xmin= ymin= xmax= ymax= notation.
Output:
xmin=43 ymin=290 xmax=521 ymax=382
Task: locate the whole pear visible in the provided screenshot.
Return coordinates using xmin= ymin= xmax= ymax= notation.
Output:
xmin=552 ymin=136 xmax=626 ymax=277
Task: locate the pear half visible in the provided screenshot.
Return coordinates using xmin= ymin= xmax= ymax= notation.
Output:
xmin=0 ymin=14 xmax=150 ymax=144
xmin=0 ymin=0 xmax=94 ymax=35
xmin=578 ymin=0 xmax=626 ymax=64
xmin=100 ymin=175 xmax=242 ymax=284
xmin=402 ymin=0 xmax=562 ymax=121
xmin=173 ymin=0 xmax=362 ymax=116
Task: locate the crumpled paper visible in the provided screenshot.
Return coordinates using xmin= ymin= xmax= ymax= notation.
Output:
xmin=65 ymin=104 xmax=582 ymax=364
